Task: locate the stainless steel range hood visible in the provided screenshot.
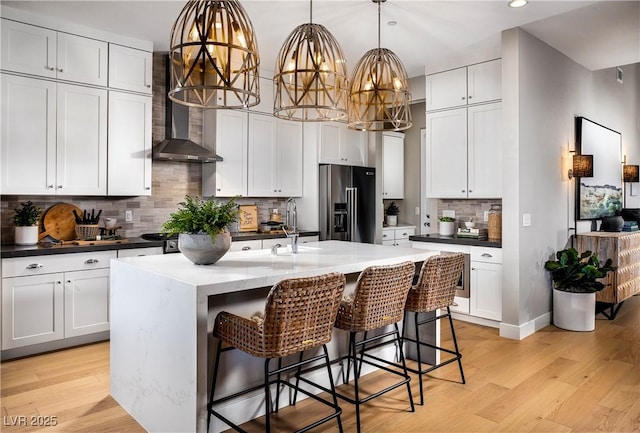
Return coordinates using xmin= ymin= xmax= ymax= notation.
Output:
xmin=153 ymin=57 xmax=222 ymax=163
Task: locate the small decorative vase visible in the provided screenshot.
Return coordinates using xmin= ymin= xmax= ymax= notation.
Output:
xmin=552 ymin=289 xmax=595 ymax=331
xmin=439 ymin=221 xmax=456 ymax=236
xmin=178 ymin=232 xmax=231 ymax=265
xmin=387 ymin=215 xmax=398 ymax=226
xmin=15 ymin=226 xmax=39 ymax=245
xmin=600 ymin=215 xmax=624 ymax=232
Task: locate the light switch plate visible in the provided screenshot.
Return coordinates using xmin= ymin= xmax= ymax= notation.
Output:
xmin=484 ymin=210 xmax=489 ymax=222
xmin=125 ymin=210 xmax=133 ymax=222
xmin=443 ymin=210 xmax=455 ymax=218
xmin=523 ymin=213 xmax=532 ymax=227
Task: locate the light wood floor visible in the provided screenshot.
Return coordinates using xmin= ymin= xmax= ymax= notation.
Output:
xmin=2 ymin=295 xmax=639 ymax=432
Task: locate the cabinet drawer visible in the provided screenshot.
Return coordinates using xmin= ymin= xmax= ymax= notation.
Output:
xmin=2 ymin=251 xmax=116 ymax=277
xmin=299 ymin=235 xmax=319 ymax=244
xmin=394 ymin=228 xmax=415 ymax=240
xmin=382 ymin=230 xmax=394 ymax=242
xmin=262 ymin=238 xmax=287 ymax=250
xmin=118 ymin=247 xmax=163 ymax=258
xmin=470 ymin=246 xmax=502 ymax=263
xmin=229 ymin=240 xmax=262 ymax=252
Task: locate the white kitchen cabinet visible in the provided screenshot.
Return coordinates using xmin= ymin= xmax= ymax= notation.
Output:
xmin=108 ymin=44 xmax=152 ymax=94
xmin=64 ymin=268 xmax=110 ymax=338
xmin=276 ymin=119 xmax=304 ymax=197
xmin=1 ymin=19 xmax=108 ymax=87
xmin=425 ymin=59 xmax=501 ymax=112
xmin=426 ymin=103 xmax=502 ymax=199
xmin=319 ymin=122 xmax=367 ymax=166
xmin=382 ymin=132 xmax=405 ymax=199
xmin=1 ymin=251 xmax=115 ymax=350
xmin=470 ymin=246 xmax=502 ymax=321
xmin=117 ymin=247 xmax=163 ymax=258
xmin=382 ymin=226 xmax=415 ymax=247
xmin=247 ymin=114 xmax=277 ymax=196
xmin=207 ymin=110 xmax=249 ymax=197
xmin=1 ymin=74 xmax=108 ymax=195
xmin=229 ymin=239 xmax=262 ymax=252
xmin=252 ymin=76 xmax=274 ymax=115
xmin=108 ymin=91 xmax=152 ymax=196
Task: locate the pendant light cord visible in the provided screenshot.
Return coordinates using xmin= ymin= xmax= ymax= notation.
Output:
xmin=377 ymin=0 xmax=381 ymax=50
xmin=310 ymin=0 xmax=313 ymax=24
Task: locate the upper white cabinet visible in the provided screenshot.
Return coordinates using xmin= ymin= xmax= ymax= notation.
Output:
xmin=382 ymin=131 xmax=405 ymax=199
xmin=247 ymin=114 xmax=303 ymax=197
xmin=425 ymin=59 xmax=501 ymax=112
xmin=319 ymin=122 xmax=368 ymax=167
xmin=426 ymin=103 xmax=502 ymax=198
xmin=251 ymin=76 xmax=274 ymax=115
xmin=108 ymin=44 xmax=152 ymax=94
xmin=108 ymin=91 xmax=152 ymax=196
xmin=1 ymin=19 xmax=108 ymax=87
xmin=1 ymin=74 xmax=107 ymax=195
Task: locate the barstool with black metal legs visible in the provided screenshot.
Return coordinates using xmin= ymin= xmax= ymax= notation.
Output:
xmin=331 ymin=261 xmax=416 ymax=433
xmin=403 ymin=253 xmax=466 ymax=405
xmin=207 ymin=272 xmax=346 ymax=433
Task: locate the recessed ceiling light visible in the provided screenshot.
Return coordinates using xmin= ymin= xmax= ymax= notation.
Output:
xmin=508 ymin=0 xmax=528 ymax=7
xmin=387 ymin=20 xmax=397 ymax=26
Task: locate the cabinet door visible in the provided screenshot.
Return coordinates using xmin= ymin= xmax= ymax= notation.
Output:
xmin=108 ymin=45 xmax=152 ymax=94
xmin=57 ymin=32 xmax=108 ymax=86
xmin=382 ymin=132 xmax=404 ymax=199
xmin=467 ymin=59 xmax=501 ymax=105
xmin=2 ymin=273 xmax=64 ymax=349
xmin=56 ymin=84 xmax=108 ymax=195
xmin=64 ymin=268 xmax=110 ymax=337
xmin=108 ymin=92 xmax=152 ymax=195
xmin=277 ymin=119 xmax=303 ymax=197
xmin=252 ymin=76 xmax=274 ymax=115
xmin=319 ymin=122 xmax=343 ymax=164
xmin=214 ymin=110 xmax=248 ymax=196
xmin=1 ymin=19 xmax=57 ymax=79
xmin=425 ymin=67 xmax=467 ymax=111
xmin=470 ymin=262 xmax=502 ymax=321
xmin=342 ymin=127 xmax=367 ymax=166
xmin=248 ymin=114 xmax=278 ymax=196
xmin=467 ymin=103 xmax=502 ymax=198
xmin=1 ymin=74 xmax=56 ymax=195
xmin=425 ymin=108 xmax=467 ymax=198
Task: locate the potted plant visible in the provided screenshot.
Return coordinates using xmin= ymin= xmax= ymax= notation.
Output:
xmin=13 ymin=201 xmax=42 ymax=245
xmin=544 ymin=247 xmax=616 ymax=331
xmin=386 ymin=202 xmax=400 ymax=226
xmin=162 ymin=196 xmax=239 ymax=265
xmin=438 ymin=216 xmax=456 ymax=236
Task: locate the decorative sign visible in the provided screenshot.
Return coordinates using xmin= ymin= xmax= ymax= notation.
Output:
xmin=238 ymin=205 xmax=258 ymax=232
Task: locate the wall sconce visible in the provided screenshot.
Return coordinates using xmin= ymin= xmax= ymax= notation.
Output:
xmin=623 ymin=164 xmax=639 ymax=182
xmin=568 ymin=154 xmax=593 ymax=179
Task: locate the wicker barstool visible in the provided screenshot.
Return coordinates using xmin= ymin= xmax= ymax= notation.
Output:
xmin=332 ymin=261 xmax=416 ymax=433
xmin=403 ymin=253 xmax=466 ymax=405
xmin=207 ymin=272 xmax=346 ymax=433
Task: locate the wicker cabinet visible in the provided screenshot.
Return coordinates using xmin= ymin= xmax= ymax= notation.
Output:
xmin=575 ymin=231 xmax=640 ymax=305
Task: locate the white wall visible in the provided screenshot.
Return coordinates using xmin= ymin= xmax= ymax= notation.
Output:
xmin=500 ymin=28 xmax=640 ymax=338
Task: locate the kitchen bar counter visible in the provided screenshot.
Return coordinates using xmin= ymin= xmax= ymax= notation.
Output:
xmin=109 ymin=241 xmax=439 ymax=433
xmin=410 ymin=233 xmax=502 ymax=248
xmin=0 ymin=231 xmax=320 ymax=258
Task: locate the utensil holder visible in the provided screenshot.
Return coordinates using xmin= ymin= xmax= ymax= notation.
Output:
xmin=75 ymin=224 xmax=99 ymax=240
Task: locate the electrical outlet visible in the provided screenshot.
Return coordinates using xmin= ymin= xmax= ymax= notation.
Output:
xmin=443 ymin=210 xmax=455 ymax=219
xmin=125 ymin=210 xmax=133 ymax=222
xmin=484 ymin=210 xmax=489 ymax=222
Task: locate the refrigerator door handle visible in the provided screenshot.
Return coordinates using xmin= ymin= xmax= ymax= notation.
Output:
xmin=346 ymin=187 xmax=357 ymax=242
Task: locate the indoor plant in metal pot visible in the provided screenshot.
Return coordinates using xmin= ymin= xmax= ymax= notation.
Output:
xmin=385 ymin=201 xmax=400 ymax=226
xmin=162 ymin=196 xmax=238 ymax=265
xmin=544 ymin=247 xmax=616 ymax=331
xmin=13 ymin=201 xmax=42 ymax=245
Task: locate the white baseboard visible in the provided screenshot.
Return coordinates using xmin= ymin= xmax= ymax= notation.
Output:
xmin=499 ymin=312 xmax=551 ymax=340
xmin=451 ymin=312 xmax=500 ymax=329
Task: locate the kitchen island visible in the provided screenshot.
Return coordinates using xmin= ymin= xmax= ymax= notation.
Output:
xmin=110 ymin=241 xmax=439 ymax=433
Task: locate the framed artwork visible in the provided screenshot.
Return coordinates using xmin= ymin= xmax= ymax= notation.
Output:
xmin=576 ymin=116 xmax=622 ymax=220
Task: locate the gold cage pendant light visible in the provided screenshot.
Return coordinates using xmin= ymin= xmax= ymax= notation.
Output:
xmin=349 ymin=0 xmax=411 ymax=131
xmin=273 ymin=0 xmax=349 ymax=121
xmin=169 ymin=0 xmax=260 ymax=109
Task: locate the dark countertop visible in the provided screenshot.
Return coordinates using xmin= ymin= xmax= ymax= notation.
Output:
xmin=1 ymin=231 xmax=321 ymax=259
xmin=409 ymin=234 xmax=501 ymax=248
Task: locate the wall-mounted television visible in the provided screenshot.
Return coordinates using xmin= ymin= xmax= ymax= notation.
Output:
xmin=575 ymin=116 xmax=622 ymax=220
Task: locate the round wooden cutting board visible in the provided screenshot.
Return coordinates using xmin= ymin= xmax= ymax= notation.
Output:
xmin=39 ymin=203 xmax=82 ymax=241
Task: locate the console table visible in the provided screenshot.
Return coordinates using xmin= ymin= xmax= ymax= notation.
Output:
xmin=575 ymin=231 xmax=640 ymax=318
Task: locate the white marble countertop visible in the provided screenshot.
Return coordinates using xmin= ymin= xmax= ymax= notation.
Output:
xmin=114 ymin=240 xmax=439 ymax=297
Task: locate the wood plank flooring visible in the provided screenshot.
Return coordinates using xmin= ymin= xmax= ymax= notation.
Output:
xmin=2 ymin=295 xmax=638 ymax=432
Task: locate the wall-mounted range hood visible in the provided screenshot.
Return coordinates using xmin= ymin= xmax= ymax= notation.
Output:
xmin=153 ymin=57 xmax=222 ymax=163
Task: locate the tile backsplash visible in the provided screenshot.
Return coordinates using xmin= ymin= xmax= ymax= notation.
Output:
xmin=438 ymin=199 xmax=502 ymax=228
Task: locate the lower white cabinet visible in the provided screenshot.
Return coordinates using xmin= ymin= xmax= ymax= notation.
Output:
xmin=117 ymin=247 xmax=163 ymax=257
xmin=382 ymin=226 xmax=415 ymax=247
xmin=1 ymin=251 xmax=115 ymax=350
xmin=231 ymin=236 xmax=320 ymax=252
xmin=229 ymin=239 xmax=262 ymax=252
xmin=470 ymin=246 xmax=502 ymax=321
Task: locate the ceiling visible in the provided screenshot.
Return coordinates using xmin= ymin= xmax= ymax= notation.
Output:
xmin=2 ymin=1 xmax=638 ymax=78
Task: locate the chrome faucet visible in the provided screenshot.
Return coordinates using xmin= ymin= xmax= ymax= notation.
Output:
xmin=284 ymin=198 xmax=299 ymax=254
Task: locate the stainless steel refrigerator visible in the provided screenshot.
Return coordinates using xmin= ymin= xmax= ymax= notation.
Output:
xmin=319 ymin=164 xmax=376 ymax=243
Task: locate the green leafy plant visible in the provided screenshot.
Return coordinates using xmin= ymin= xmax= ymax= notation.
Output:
xmin=439 ymin=216 xmax=455 ymax=222
xmin=386 ymin=202 xmax=400 ymax=216
xmin=162 ymin=196 xmax=239 ymax=240
xmin=13 ymin=201 xmax=42 ymax=226
xmin=544 ymin=247 xmax=616 ymax=293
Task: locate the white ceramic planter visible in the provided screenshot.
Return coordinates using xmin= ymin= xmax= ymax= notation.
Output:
xmin=439 ymin=221 xmax=456 ymax=236
xmin=178 ymin=232 xmax=231 ymax=265
xmin=552 ymin=289 xmax=595 ymax=331
xmin=15 ymin=226 xmax=39 ymax=245
xmin=387 ymin=215 xmax=398 ymax=226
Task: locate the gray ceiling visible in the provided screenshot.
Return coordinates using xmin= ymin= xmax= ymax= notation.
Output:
xmin=3 ymin=1 xmax=639 ymax=77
